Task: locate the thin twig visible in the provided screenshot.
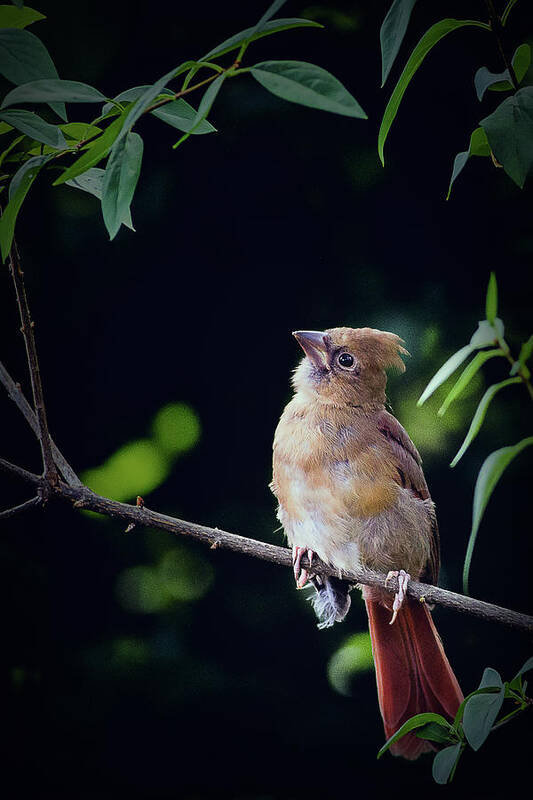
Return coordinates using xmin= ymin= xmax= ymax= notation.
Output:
xmin=485 ymin=0 xmax=519 ymax=89
xmin=8 ymin=242 xmax=58 ymax=487
xmin=0 ymin=495 xmax=41 ymax=519
xmin=3 ymin=460 xmax=529 ymax=634
xmin=0 ymin=360 xmax=81 ymax=486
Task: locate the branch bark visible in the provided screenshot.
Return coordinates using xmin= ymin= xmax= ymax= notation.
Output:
xmin=8 ymin=243 xmax=58 ymax=487
xmin=2 ymin=456 xmax=532 ymax=635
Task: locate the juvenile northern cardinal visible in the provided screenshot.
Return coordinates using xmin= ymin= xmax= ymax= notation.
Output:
xmin=271 ymin=327 xmax=463 ymax=759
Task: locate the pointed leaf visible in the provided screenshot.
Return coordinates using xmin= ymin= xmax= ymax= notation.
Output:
xmin=485 ymin=272 xmax=498 ymax=323
xmin=415 ymin=721 xmax=454 ymax=743
xmin=66 ymin=167 xmax=134 ymax=230
xmin=474 ymin=44 xmax=531 ymax=101
xmin=432 ymin=743 xmax=462 ymax=784
xmin=0 ymin=153 xmax=52 ymax=261
xmin=251 ymin=60 xmax=367 ymax=118
xmin=114 ymin=61 xmax=195 ymax=147
xmin=101 ymin=85 xmax=173 ymax=114
xmin=446 ymin=127 xmax=490 ymax=198
xmin=173 ymin=73 xmax=226 ymax=148
xmin=450 ymin=377 xmax=521 ymax=467
xmin=202 ymin=17 xmax=322 ymax=61
xmin=377 ymin=712 xmax=451 ymax=758
xmin=0 ymin=28 xmax=66 ymax=120
xmin=2 ymin=79 xmax=105 ymax=108
xmin=417 ymin=344 xmax=475 ymax=406
xmin=463 ymin=681 xmax=504 ymax=750
xmin=481 ymin=87 xmax=533 ymax=188
xmin=515 ymin=656 xmax=533 ymax=678
xmin=511 ymin=334 xmax=533 ymax=375
xmin=249 ymin=0 xmax=288 ymax=38
xmin=380 ymin=0 xmax=418 ymax=86
xmin=101 ymin=131 xmax=143 ymax=240
xmin=0 ymin=5 xmax=45 ymax=28
xmin=53 ymin=110 xmax=128 ymax=185
xmin=151 ymin=97 xmax=216 ymax=134
xmin=438 ymin=349 xmax=504 ymax=416
xmin=502 ymin=0 xmax=519 ymax=26
xmin=463 ymin=437 xmax=533 ymax=593
xmin=378 ymin=18 xmax=490 ymax=165
xmin=0 ymin=108 xmax=66 ymax=147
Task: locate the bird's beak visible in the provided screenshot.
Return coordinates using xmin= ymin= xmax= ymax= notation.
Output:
xmin=293 ymin=330 xmax=330 ymax=370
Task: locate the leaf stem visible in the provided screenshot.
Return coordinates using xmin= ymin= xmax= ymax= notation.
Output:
xmin=484 ymin=0 xmax=519 ymax=88
xmin=145 ymin=59 xmax=240 ymax=115
xmin=498 ymin=336 xmax=533 ymax=401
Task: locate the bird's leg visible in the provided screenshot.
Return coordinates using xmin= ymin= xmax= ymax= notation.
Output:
xmin=292 ymin=545 xmax=315 ymax=589
xmin=385 ymin=569 xmax=411 ymax=625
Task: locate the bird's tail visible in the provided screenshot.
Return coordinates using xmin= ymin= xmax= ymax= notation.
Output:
xmin=363 ymin=586 xmax=463 ymax=760
xmin=311 ymin=576 xmax=352 ymax=629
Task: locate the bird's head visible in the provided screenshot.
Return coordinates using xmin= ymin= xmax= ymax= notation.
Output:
xmin=291 ymin=326 xmax=409 ymax=409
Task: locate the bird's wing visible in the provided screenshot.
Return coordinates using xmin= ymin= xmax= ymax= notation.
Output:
xmin=375 ymin=409 xmax=440 ymax=584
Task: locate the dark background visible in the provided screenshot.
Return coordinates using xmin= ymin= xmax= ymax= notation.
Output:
xmin=1 ymin=1 xmax=532 ymax=797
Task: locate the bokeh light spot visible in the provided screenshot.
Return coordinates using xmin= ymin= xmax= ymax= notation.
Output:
xmin=151 ymin=402 xmax=201 ymax=457
xmin=82 ymin=438 xmax=169 ymax=502
xmin=327 ymin=631 xmax=374 ymax=695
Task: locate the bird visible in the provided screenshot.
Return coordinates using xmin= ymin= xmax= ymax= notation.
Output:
xmin=270 ymin=326 xmax=463 ymax=760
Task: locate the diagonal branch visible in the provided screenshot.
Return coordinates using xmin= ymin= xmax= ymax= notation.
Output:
xmin=0 ymin=360 xmax=81 ymax=486
xmin=8 ymin=242 xmax=58 ymax=487
xmin=3 ymin=456 xmax=531 ymax=635
xmin=0 ymin=495 xmax=42 ymax=519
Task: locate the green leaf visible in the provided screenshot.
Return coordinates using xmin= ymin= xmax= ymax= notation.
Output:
xmin=251 ymin=60 xmax=367 ymax=118
xmin=114 ymin=62 xmax=195 ymax=148
xmin=446 ymin=127 xmax=490 ymax=199
xmin=60 ymin=121 xmax=102 ymax=143
xmin=0 ymin=132 xmax=23 ymax=167
xmin=380 ymin=0 xmax=418 ymax=86
xmin=432 ymin=743 xmax=462 ymax=785
xmin=173 ymin=73 xmax=226 ymax=148
xmin=438 ymin=349 xmax=504 ymax=417
xmin=66 ymin=167 xmax=134 ymax=231
xmin=463 ymin=437 xmax=533 ymax=593
xmin=515 ymin=656 xmax=533 ymax=678
xmin=8 ymin=150 xmax=52 ymax=197
xmin=53 ymin=110 xmax=128 ymax=185
xmin=0 ymin=28 xmax=66 ymax=120
xmin=2 ymin=79 xmax=105 ymax=108
xmin=101 ymin=85 xmax=173 ymax=115
xmin=463 ymin=670 xmax=505 ymax=750
xmin=0 ymin=152 xmax=51 ymax=261
xmin=377 ymin=712 xmax=451 ymax=758
xmin=475 ymin=44 xmax=531 ymax=101
xmin=0 ymin=121 xmax=13 ymax=134
xmin=415 ymin=721 xmax=454 ymax=744
xmin=378 ymin=18 xmax=490 ymax=165
xmin=511 ymin=334 xmax=533 ymax=375
xmin=481 ymin=87 xmax=533 ymax=188
xmin=101 ymin=131 xmax=143 ymax=240
xmin=485 ymin=272 xmax=497 ymax=323
xmin=0 ymin=4 xmax=45 ymax=28
xmin=0 ymin=108 xmax=66 ymax=148
xmin=202 ymin=18 xmax=323 ymax=61
xmin=248 ymin=0 xmax=288 ymax=38
xmin=417 ymin=344 xmax=475 ymax=406
xmin=151 ymin=97 xmax=216 ymax=134
xmin=450 ymin=377 xmax=521 ymax=467
xmin=502 ymin=0 xmax=519 ymax=26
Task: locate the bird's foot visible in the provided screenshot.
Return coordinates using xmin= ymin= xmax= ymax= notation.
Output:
xmin=292 ymin=545 xmax=315 ymax=589
xmin=385 ymin=569 xmax=411 ymax=625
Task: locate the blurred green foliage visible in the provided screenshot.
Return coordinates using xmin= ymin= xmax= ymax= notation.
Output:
xmin=327 ymin=631 xmax=374 ymax=695
xmin=82 ymin=401 xmax=201 ymax=502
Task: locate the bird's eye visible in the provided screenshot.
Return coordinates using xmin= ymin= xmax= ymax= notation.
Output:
xmin=337 ymin=352 xmax=355 ymax=369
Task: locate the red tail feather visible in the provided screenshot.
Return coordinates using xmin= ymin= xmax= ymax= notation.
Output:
xmin=364 ymin=589 xmax=463 ymax=760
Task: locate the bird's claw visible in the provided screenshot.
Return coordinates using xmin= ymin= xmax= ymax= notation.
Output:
xmin=292 ymin=545 xmax=315 ymax=589
xmin=385 ymin=569 xmax=411 ymax=625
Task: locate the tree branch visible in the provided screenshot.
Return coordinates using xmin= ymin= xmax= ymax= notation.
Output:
xmin=8 ymin=242 xmax=58 ymax=487
xmin=0 ymin=495 xmax=42 ymax=519
xmin=0 ymin=360 xmax=81 ymax=486
xmin=3 ymin=458 xmax=531 ymax=634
